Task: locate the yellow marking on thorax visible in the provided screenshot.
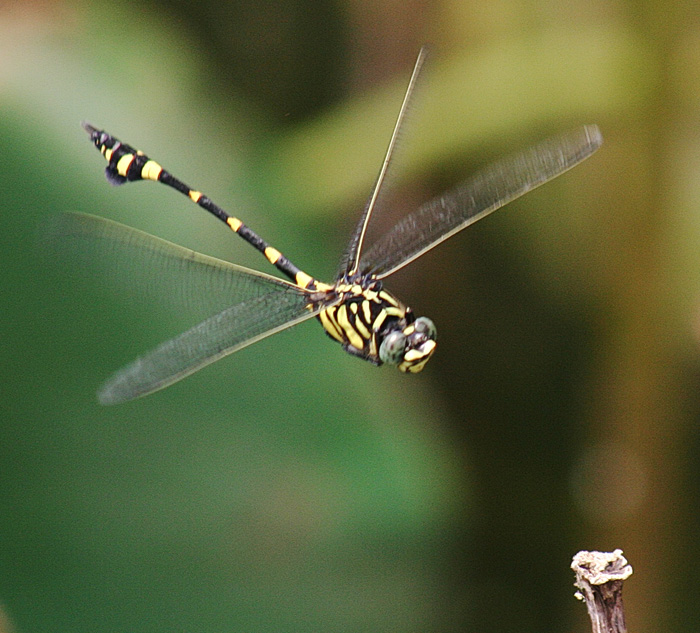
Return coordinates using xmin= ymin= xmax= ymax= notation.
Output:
xmin=103 ymin=147 xmax=112 ymax=161
xmin=353 ymin=308 xmax=372 ymax=339
xmin=369 ymin=336 xmax=378 ymax=358
xmin=319 ymin=309 xmax=343 ymax=342
xmin=141 ymin=160 xmax=163 ymax=182
xmin=337 ymin=304 xmax=364 ymax=350
xmin=188 ymin=189 xmax=202 ymax=202
xmin=348 ymin=300 xmax=372 ymax=339
xmin=264 ymin=246 xmax=282 ymax=264
xmin=116 ymin=154 xmax=134 ymax=177
xmin=362 ymin=301 xmax=372 ymax=324
xmin=372 ymin=309 xmax=388 ymax=332
xmin=378 ymin=290 xmax=399 ymax=307
xmin=226 ymin=217 xmax=242 ymax=232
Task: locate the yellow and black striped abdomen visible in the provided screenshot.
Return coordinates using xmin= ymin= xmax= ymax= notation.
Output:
xmin=83 ymin=123 xmax=320 ymax=290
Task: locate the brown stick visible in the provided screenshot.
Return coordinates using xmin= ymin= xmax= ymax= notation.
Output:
xmin=571 ymin=550 xmax=633 ymax=633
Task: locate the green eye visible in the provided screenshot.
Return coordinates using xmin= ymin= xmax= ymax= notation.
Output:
xmin=413 ymin=317 xmax=436 ymax=341
xmin=379 ymin=330 xmax=407 ymax=365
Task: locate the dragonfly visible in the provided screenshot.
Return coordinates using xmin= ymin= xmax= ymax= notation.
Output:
xmin=73 ymin=47 xmax=601 ymax=404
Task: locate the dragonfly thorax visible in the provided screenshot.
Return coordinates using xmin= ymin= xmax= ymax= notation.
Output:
xmin=317 ymin=274 xmax=437 ymax=373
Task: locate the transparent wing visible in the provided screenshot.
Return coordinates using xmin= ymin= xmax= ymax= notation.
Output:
xmin=47 ymin=212 xmax=302 ymax=319
xmin=341 ymin=46 xmax=429 ymax=277
xmin=45 ymin=213 xmax=324 ymax=404
xmin=359 ymin=125 xmax=603 ymax=279
xmin=98 ymin=289 xmax=321 ymax=404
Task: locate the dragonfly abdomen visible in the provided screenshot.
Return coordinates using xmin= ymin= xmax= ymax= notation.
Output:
xmin=82 ymin=122 xmax=319 ymax=290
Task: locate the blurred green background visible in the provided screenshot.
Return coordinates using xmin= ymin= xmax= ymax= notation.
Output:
xmin=2 ymin=0 xmax=699 ymax=631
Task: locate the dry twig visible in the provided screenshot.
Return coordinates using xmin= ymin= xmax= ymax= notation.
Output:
xmin=571 ymin=549 xmax=633 ymax=633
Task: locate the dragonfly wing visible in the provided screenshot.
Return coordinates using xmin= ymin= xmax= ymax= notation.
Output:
xmin=359 ymin=125 xmax=603 ymax=278
xmin=98 ymin=288 xmax=321 ymax=404
xmin=47 ymin=212 xmax=299 ymax=320
xmin=46 ymin=213 xmax=325 ymax=403
xmin=340 ymin=46 xmax=429 ymax=277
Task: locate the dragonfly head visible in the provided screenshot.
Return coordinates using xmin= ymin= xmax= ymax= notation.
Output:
xmin=379 ymin=316 xmax=437 ymax=373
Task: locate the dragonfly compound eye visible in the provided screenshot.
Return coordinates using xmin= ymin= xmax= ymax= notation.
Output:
xmin=379 ymin=330 xmax=408 ymax=365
